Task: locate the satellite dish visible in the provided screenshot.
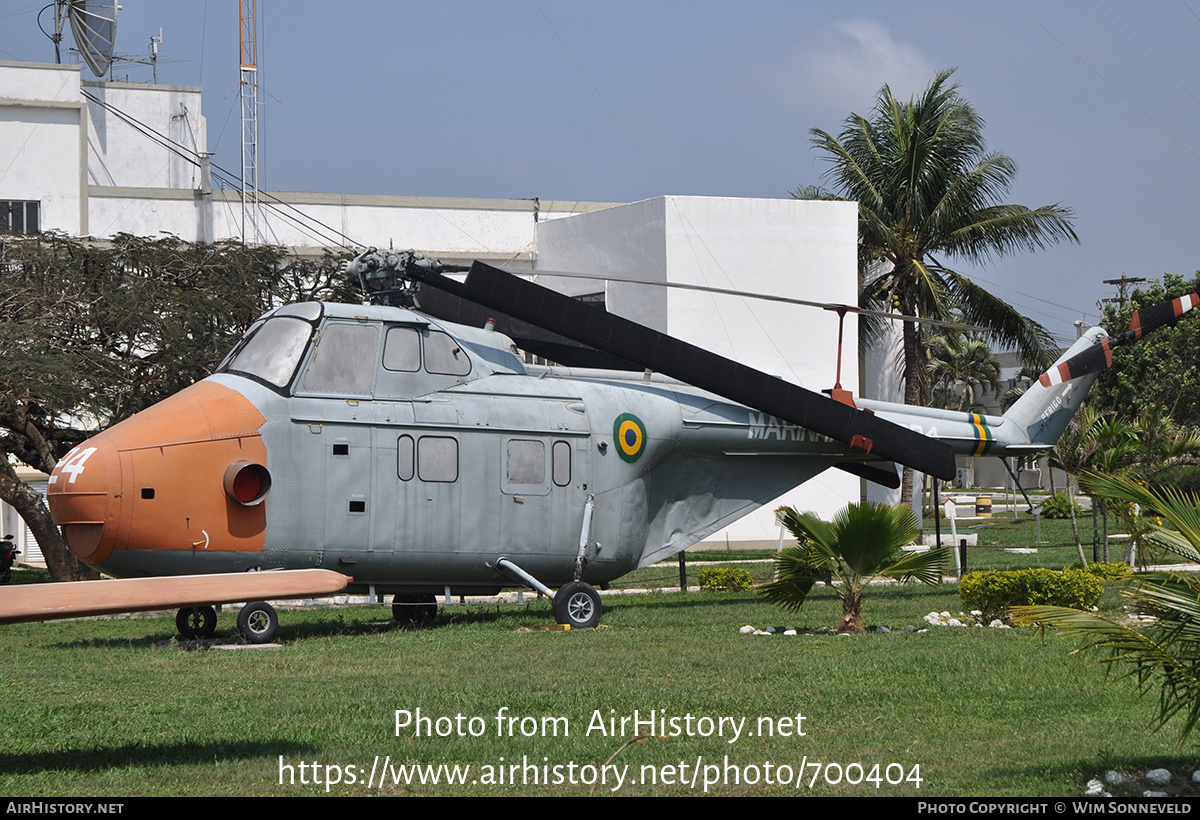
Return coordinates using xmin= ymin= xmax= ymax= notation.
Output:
xmin=57 ymin=1 xmax=120 ymax=78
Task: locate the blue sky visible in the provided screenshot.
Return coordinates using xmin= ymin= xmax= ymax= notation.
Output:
xmin=4 ymin=1 xmax=1200 ymax=343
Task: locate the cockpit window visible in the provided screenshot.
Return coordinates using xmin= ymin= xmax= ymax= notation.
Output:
xmin=382 ymin=326 xmax=421 ymax=372
xmin=300 ymin=322 xmax=379 ymax=395
xmin=423 ymin=329 xmax=472 ymax=376
xmin=221 ymin=317 xmax=313 ymax=388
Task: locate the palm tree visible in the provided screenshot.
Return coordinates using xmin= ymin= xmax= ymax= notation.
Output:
xmin=1012 ymin=472 xmax=1200 ymax=739
xmin=1050 ymin=406 xmax=1138 ymax=564
xmin=925 ymin=332 xmax=1001 ymax=412
xmin=1131 ymin=405 xmax=1200 ymax=481
xmin=760 ymin=501 xmax=950 ymax=633
xmin=799 ymin=68 xmax=1078 ymax=503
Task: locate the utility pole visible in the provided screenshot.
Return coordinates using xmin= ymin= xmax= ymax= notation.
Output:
xmin=1100 ymin=273 xmax=1147 ymax=310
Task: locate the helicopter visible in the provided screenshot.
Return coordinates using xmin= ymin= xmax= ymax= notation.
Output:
xmin=25 ymin=249 xmax=1195 ymax=642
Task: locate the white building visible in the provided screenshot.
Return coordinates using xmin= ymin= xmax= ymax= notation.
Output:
xmin=1 ymin=60 xmax=861 ymax=553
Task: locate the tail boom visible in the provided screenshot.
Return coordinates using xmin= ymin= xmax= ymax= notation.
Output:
xmin=856 ymin=327 xmax=1106 ymax=461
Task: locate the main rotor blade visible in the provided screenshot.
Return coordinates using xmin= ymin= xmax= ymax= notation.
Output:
xmin=406 ymin=282 xmax=640 ymax=370
xmin=836 ymin=462 xmax=902 ymax=489
xmin=460 ymin=261 xmax=957 ymax=480
xmin=1040 ymin=291 xmax=1198 ymax=387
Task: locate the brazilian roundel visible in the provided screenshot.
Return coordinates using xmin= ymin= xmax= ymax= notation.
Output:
xmin=613 ymin=413 xmax=647 ymax=463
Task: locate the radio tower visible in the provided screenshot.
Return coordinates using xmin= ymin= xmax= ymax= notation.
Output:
xmin=239 ymin=0 xmax=259 ymax=244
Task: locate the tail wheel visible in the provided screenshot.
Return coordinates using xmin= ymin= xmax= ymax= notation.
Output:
xmin=553 ymin=581 xmax=602 ymax=628
xmin=237 ymin=601 xmax=279 ymax=643
xmin=176 ymin=605 xmax=217 ymax=639
xmin=392 ymin=593 xmax=437 ymax=625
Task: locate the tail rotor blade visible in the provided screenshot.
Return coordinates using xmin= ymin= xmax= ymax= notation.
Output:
xmin=1039 ymin=337 xmax=1112 ymax=387
xmin=1129 ymin=292 xmax=1199 ymax=339
xmin=1038 ymin=291 xmax=1198 ymax=387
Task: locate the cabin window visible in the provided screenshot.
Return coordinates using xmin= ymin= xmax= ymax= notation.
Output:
xmin=418 ymin=436 xmax=458 ymax=483
xmin=223 ymin=316 xmax=312 ymax=388
xmin=397 ymin=435 xmax=414 ymax=481
xmin=383 ymin=326 xmax=422 ymax=372
xmin=301 ymin=323 xmax=378 ymax=395
xmin=423 ymin=330 xmax=472 ymax=376
xmin=506 ymin=440 xmax=545 ymax=485
xmin=552 ymin=441 xmax=571 ymax=487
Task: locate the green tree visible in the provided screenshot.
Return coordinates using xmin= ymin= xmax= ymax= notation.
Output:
xmin=0 ymin=232 xmax=353 ymax=580
xmin=797 ymin=68 xmax=1077 ymax=503
xmin=1091 ymin=272 xmax=1200 ymax=429
xmin=1048 ymin=406 xmax=1142 ymax=564
xmin=925 ymin=332 xmax=1001 ymax=412
xmin=760 ymin=501 xmax=950 ymax=633
xmin=1012 ymin=472 xmax=1200 ymax=739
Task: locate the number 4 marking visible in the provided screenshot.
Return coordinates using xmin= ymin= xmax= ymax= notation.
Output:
xmin=55 ymin=447 xmax=97 ymax=485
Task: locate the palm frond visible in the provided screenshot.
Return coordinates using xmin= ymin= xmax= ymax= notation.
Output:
xmin=878 ymin=546 xmax=951 ymax=586
xmin=758 ymin=542 xmax=826 ymax=613
xmin=1081 ymin=471 xmax=1200 ymax=558
xmin=1011 ymin=602 xmax=1200 ymax=738
xmin=943 ymin=271 xmax=1053 ymax=368
xmin=828 ymin=501 xmax=920 ymax=577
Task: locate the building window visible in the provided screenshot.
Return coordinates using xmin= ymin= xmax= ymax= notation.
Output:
xmin=0 ymin=201 xmax=39 ymax=234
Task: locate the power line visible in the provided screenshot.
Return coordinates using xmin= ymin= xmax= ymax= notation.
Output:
xmin=80 ymin=88 xmax=361 ymax=249
xmin=1012 ymin=0 xmax=1200 ymax=166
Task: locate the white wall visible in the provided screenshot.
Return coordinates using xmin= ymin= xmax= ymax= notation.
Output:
xmin=539 ymin=196 xmax=861 ymax=543
xmin=0 ymin=62 xmax=86 ymax=235
xmin=83 ymin=80 xmax=206 ymax=190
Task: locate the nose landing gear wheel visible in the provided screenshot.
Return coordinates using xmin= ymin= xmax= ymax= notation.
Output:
xmin=176 ymin=605 xmax=217 ymax=639
xmin=553 ymin=581 xmax=602 ymax=628
xmin=392 ymin=594 xmax=437 ymax=625
xmin=237 ymin=601 xmax=279 ymax=643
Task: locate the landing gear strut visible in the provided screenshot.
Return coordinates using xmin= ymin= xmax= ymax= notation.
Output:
xmin=494 ymin=557 xmax=604 ymax=628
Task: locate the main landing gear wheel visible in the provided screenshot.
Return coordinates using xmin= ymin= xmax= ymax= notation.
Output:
xmin=176 ymin=605 xmax=217 ymax=639
xmin=553 ymin=581 xmax=602 ymax=628
xmin=392 ymin=593 xmax=437 ymax=625
xmin=237 ymin=601 xmax=279 ymax=643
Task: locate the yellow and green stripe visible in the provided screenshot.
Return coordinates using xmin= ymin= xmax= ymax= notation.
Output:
xmin=969 ymin=413 xmax=993 ymax=456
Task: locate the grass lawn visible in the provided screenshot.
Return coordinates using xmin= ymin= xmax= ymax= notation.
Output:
xmin=1 ymin=574 xmax=1195 ymax=797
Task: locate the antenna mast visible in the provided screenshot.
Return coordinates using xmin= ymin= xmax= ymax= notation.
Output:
xmin=239 ymin=0 xmax=260 ymax=244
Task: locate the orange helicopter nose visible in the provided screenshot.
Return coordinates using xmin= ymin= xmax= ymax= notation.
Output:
xmin=47 ymin=380 xmax=270 ymax=569
xmin=47 ymin=439 xmax=123 ymax=563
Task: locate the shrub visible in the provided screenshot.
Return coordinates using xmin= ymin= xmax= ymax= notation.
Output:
xmin=1040 ymin=492 xmax=1082 ymax=519
xmin=1072 ymin=561 xmax=1132 ymax=581
xmin=959 ymin=568 xmax=1103 ymax=623
xmin=697 ymin=567 xmax=754 ymax=592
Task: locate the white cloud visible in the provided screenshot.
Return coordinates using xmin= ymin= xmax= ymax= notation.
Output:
xmin=772 ymin=18 xmax=937 ymax=115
